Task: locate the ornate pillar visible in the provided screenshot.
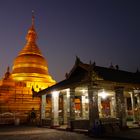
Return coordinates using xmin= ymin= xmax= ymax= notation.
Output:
xmin=70 ymin=88 xmax=75 ymax=120
xmin=41 ymin=94 xmax=46 ymax=120
xmin=52 ymin=91 xmax=59 ymax=127
xmin=81 ymin=96 xmax=88 ymax=119
xmin=88 ymin=85 xmax=99 ymax=129
xmin=137 ymin=94 xmax=140 ymax=121
xmin=98 ymin=96 xmax=102 ymax=118
xmin=137 ymin=94 xmax=140 ymax=107
xmin=115 ymin=87 xmax=126 ymax=128
xmin=130 ymin=92 xmax=136 ymax=122
xmin=63 ymin=89 xmax=70 ymax=124
xmin=63 ymin=93 xmax=67 ymax=124
xmin=110 ymin=96 xmax=116 ymax=118
xmin=81 ymin=88 xmax=89 ymax=119
xmin=68 ymin=88 xmax=75 ymax=130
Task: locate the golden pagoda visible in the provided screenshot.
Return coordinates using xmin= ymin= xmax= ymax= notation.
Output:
xmin=12 ymin=13 xmax=55 ymax=89
xmin=0 ymin=13 xmax=55 ymax=124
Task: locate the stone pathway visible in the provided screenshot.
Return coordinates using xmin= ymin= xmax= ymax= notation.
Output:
xmin=0 ymin=126 xmax=100 ymax=140
xmin=0 ymin=125 xmax=140 ymax=140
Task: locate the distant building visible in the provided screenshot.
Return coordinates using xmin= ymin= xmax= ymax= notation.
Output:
xmin=34 ymin=57 xmax=140 ymax=130
xmin=0 ymin=14 xmax=55 ymax=124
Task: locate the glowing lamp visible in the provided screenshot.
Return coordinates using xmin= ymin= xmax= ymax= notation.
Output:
xmin=99 ymin=90 xmax=108 ymax=99
xmin=52 ymin=91 xmax=59 ymax=97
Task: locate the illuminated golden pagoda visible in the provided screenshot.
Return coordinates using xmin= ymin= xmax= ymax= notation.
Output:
xmin=0 ymin=13 xmax=55 ymax=124
xmin=12 ymin=13 xmax=55 ymax=90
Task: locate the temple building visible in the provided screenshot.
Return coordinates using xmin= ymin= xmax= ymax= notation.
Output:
xmin=0 ymin=14 xmax=55 ymax=124
xmin=34 ymin=57 xmax=140 ymax=131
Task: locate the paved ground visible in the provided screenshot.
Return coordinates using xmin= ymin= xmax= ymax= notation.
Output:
xmin=0 ymin=125 xmax=139 ymax=140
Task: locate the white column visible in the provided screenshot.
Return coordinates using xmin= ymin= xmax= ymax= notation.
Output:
xmin=98 ymin=96 xmax=102 ymax=118
xmin=137 ymin=95 xmax=140 ymax=107
xmin=70 ymin=88 xmax=75 ymax=120
xmin=68 ymin=88 xmax=75 ymax=130
xmin=88 ymin=85 xmax=99 ymax=129
xmin=81 ymin=96 xmax=89 ymax=119
xmin=115 ymin=87 xmax=126 ymax=127
xmin=63 ymin=94 xmax=67 ymax=124
xmin=63 ymin=89 xmax=70 ymax=124
xmin=137 ymin=94 xmax=140 ymax=121
xmin=130 ymin=92 xmax=136 ymax=122
xmin=81 ymin=96 xmax=85 ymax=119
xmin=110 ymin=96 xmax=116 ymax=118
xmin=41 ymin=94 xmax=46 ymax=119
xmin=52 ymin=91 xmax=59 ymax=126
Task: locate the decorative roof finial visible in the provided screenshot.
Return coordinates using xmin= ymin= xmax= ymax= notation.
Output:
xmin=109 ymin=62 xmax=114 ymax=69
xmin=25 ymin=10 xmax=37 ymax=43
xmin=32 ymin=10 xmax=35 ymax=27
xmin=75 ymin=56 xmax=81 ymax=65
xmin=7 ymin=66 xmax=10 ymax=73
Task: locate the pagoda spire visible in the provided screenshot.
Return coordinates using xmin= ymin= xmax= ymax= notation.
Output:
xmin=4 ymin=66 xmax=11 ymax=80
xmin=26 ymin=10 xmax=37 ymax=43
xmin=32 ymin=10 xmax=35 ymax=28
xmin=19 ymin=11 xmax=41 ymax=56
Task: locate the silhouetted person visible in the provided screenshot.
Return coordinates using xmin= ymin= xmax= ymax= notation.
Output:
xmin=30 ymin=108 xmax=36 ymax=125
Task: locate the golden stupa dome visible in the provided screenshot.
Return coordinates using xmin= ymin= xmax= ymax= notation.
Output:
xmin=12 ymin=14 xmax=55 ymax=85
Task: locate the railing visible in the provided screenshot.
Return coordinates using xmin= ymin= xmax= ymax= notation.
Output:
xmin=0 ymin=112 xmax=21 ymax=125
xmin=0 ymin=112 xmax=15 ymax=124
